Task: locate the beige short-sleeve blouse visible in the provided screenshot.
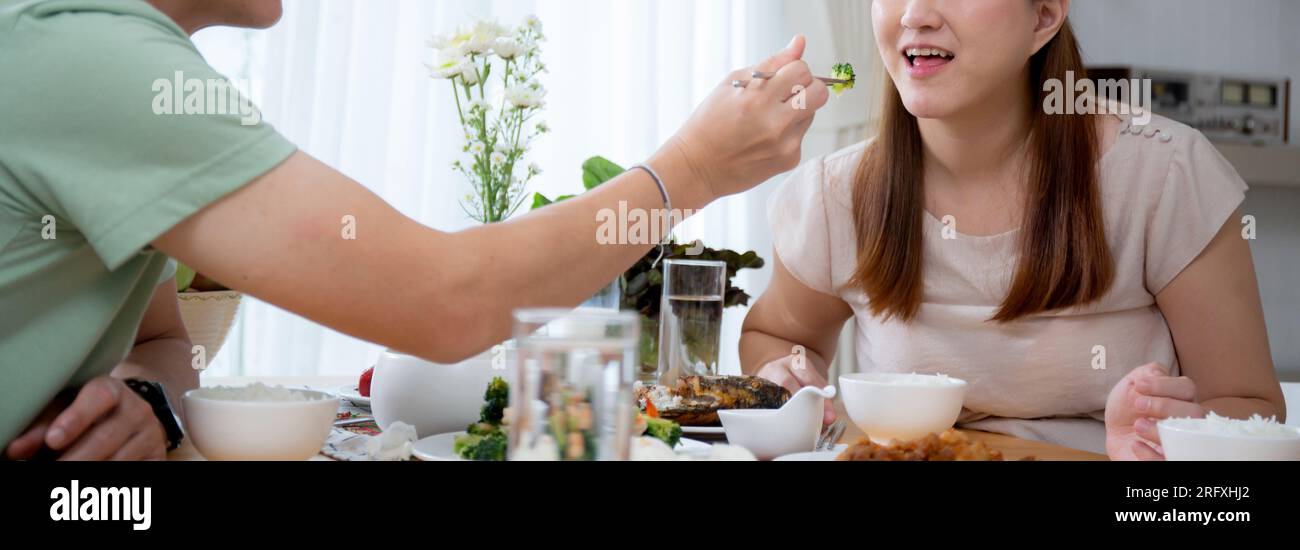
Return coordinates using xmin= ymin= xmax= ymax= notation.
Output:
xmin=767 ymin=113 xmax=1247 ymax=453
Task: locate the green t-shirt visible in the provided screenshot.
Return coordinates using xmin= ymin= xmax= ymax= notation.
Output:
xmin=0 ymin=0 xmax=297 ymax=444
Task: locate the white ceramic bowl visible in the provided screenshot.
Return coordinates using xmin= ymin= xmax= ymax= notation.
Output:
xmin=371 ymin=348 xmax=505 ymax=438
xmin=1158 ymin=419 xmax=1300 ymax=461
xmin=182 ymin=388 xmax=338 ymax=461
xmin=838 ymin=373 xmax=967 ymax=443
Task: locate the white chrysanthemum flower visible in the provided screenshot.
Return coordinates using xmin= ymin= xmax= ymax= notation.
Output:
xmin=460 ymin=63 xmax=481 ymax=85
xmin=464 ymin=36 xmax=492 ymax=55
xmin=490 ymin=151 xmax=507 ymax=166
xmin=428 ymin=49 xmax=467 ymax=79
xmin=429 ymin=33 xmax=456 ymax=50
xmin=528 ymin=162 xmax=542 ymax=175
xmin=481 ymin=20 xmax=510 ymax=38
xmin=430 ymin=30 xmax=472 ymax=56
xmin=524 ymin=15 xmax=543 ymax=34
xmin=493 ymin=38 xmax=522 ymax=60
xmin=468 ymin=99 xmax=490 ymax=112
xmin=505 ymin=84 xmax=545 ymax=109
xmin=463 ymin=20 xmax=507 ymax=54
xmin=469 ymin=142 xmax=486 ymax=154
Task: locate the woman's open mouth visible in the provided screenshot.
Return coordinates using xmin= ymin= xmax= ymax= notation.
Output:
xmin=903 ymin=46 xmax=955 ymax=77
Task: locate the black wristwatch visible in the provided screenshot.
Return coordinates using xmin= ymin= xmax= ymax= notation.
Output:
xmin=122 ymin=379 xmax=184 ymax=451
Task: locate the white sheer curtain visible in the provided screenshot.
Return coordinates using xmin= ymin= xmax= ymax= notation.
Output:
xmin=780 ymin=0 xmax=883 ymax=379
xmin=190 ymin=0 xmax=817 ymax=377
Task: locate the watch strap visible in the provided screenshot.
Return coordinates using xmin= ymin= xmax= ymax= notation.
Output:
xmin=122 ymin=378 xmax=184 ymax=452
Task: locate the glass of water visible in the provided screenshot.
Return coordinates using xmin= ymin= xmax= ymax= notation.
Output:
xmin=580 ymin=279 xmax=621 ymax=311
xmin=656 ymin=259 xmax=726 ymax=382
xmin=507 ymin=308 xmax=639 ymax=461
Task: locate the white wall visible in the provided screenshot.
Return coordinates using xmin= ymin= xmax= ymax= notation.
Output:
xmin=1072 ymin=0 xmax=1300 ymax=379
xmin=1237 ymin=187 xmax=1300 ymax=380
xmin=1071 ymin=0 xmax=1300 ymax=138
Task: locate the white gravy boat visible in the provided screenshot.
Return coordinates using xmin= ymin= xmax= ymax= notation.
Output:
xmin=718 ymin=385 xmax=837 ymax=460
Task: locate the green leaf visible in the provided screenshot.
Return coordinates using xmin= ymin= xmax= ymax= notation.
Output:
xmin=625 ymin=271 xmax=650 ymax=296
xmin=582 ymin=156 xmax=625 ymax=190
xmin=175 ymin=263 xmax=196 ymax=292
xmin=530 ymin=193 xmax=576 ymax=211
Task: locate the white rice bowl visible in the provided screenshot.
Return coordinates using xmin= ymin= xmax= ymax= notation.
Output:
xmin=189 ymin=382 xmax=326 ymax=402
xmin=182 ymin=383 xmax=338 ymax=460
xmin=1158 ymin=413 xmax=1300 ymax=461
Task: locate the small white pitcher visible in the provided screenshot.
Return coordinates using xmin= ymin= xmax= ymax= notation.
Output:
xmin=718 ymin=385 xmax=837 ymax=460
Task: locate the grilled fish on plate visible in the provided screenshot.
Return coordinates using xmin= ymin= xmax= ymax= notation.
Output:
xmin=635 ymin=375 xmax=790 ymax=426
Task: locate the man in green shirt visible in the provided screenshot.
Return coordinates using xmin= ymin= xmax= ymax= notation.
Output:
xmin=0 ymin=0 xmax=827 ymax=459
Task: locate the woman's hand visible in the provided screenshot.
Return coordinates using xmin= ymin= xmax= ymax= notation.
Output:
xmin=754 ymin=353 xmax=837 ymax=425
xmin=1104 ymin=362 xmax=1207 ymax=461
xmin=4 ymin=376 xmax=167 ymax=461
xmin=650 ymin=35 xmax=829 ymax=208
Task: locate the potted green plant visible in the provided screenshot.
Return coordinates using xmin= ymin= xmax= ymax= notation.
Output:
xmin=532 ymin=156 xmax=765 ymax=379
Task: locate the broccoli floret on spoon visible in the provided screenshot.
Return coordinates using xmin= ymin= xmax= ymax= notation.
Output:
xmin=830 ymin=62 xmax=856 ymax=96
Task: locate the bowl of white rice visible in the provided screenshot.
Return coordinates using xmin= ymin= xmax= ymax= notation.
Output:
xmin=838 ymin=372 xmax=968 ymax=443
xmin=182 ymin=383 xmax=339 ymax=461
xmin=1158 ymin=413 xmax=1300 ymax=461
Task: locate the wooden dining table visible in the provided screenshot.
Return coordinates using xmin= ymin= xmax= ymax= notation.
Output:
xmin=170 ymin=376 xmax=1107 ymax=461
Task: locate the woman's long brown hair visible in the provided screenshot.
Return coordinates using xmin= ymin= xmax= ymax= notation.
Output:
xmin=848 ymin=21 xmax=1112 ymax=323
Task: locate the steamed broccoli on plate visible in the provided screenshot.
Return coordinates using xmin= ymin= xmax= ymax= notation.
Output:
xmin=453 ymin=430 xmax=507 ymax=461
xmin=830 ymin=62 xmax=856 ymax=96
xmin=478 ymin=376 xmax=509 ymax=425
xmin=643 ymin=416 xmax=683 ymax=448
xmin=453 ymin=377 xmax=510 ymax=461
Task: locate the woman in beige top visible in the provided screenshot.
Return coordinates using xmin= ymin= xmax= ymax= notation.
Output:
xmin=740 ymin=0 xmax=1285 ymax=458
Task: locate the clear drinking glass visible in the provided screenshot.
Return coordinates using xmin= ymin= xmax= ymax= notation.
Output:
xmin=656 ymin=259 xmax=726 ymax=382
xmin=580 ymin=279 xmax=622 ymax=311
xmin=507 ymin=308 xmax=639 ymax=461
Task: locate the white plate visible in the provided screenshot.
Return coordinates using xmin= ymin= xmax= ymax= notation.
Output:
xmin=412 ymin=432 xmax=471 ymax=461
xmin=772 ymin=444 xmax=848 ymax=462
xmin=681 ymin=426 xmax=726 ymax=435
xmin=332 ymin=384 xmax=370 ymax=407
xmin=669 ymin=438 xmax=711 ymax=455
xmin=412 ymin=432 xmax=710 ymax=461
